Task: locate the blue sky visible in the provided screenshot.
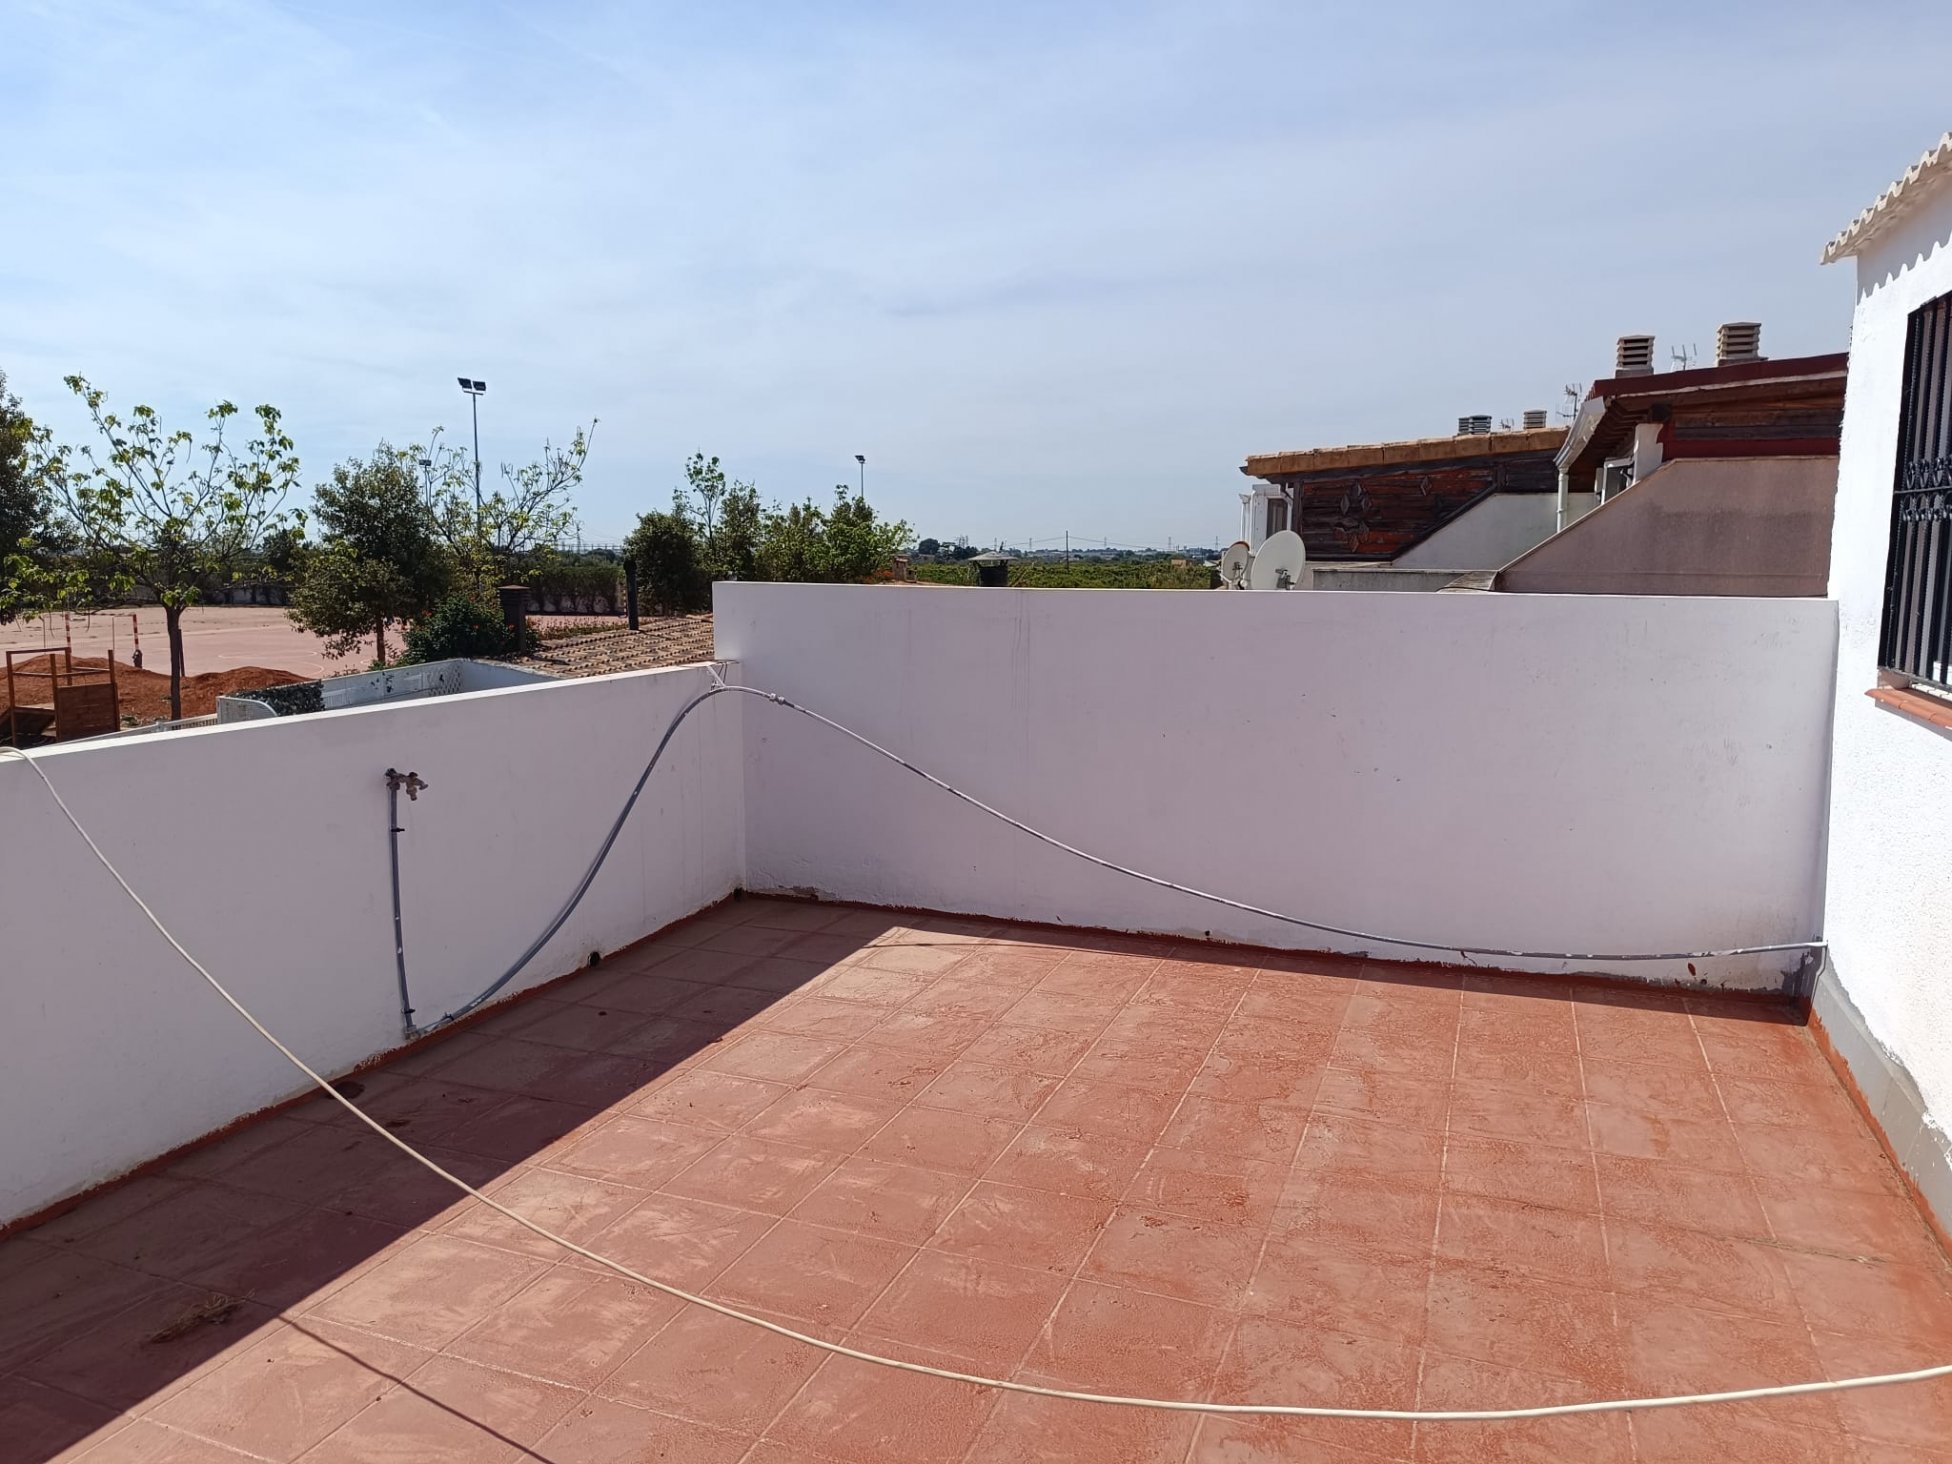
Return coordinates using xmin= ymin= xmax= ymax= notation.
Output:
xmin=2 ymin=1 xmax=1946 ymax=549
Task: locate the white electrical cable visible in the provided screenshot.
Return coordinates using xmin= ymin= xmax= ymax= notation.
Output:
xmin=4 ymin=743 xmax=1934 ymax=1421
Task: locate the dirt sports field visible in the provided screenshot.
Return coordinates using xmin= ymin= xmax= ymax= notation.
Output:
xmin=0 ymin=606 xmax=375 ymax=681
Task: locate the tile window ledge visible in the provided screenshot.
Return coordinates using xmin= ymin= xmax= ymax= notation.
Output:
xmin=1867 ymin=684 xmax=1952 ymax=731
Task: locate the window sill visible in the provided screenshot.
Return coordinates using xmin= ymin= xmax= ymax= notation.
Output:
xmin=1867 ymin=685 xmax=1952 ymax=731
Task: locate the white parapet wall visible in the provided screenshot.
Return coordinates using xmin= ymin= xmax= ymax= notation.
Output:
xmin=717 ymin=582 xmax=1838 ymax=988
xmin=0 ymin=663 xmax=743 ymax=1226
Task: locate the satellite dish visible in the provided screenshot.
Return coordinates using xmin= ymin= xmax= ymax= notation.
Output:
xmin=1218 ymin=540 xmax=1252 ymax=588
xmin=1249 ymin=529 xmax=1309 ymax=590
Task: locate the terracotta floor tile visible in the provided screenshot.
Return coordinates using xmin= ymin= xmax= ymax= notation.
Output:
xmin=439 ymin=1167 xmax=648 ymax=1264
xmin=1581 ymin=1055 xmax=1727 ymax=1122
xmin=1450 ymin=1043 xmax=1583 ymax=1096
xmin=1777 ymin=1249 xmax=1952 ymax=1341
xmin=703 ymin=1032 xmax=849 ymax=1085
xmin=1159 ymin=1095 xmax=1311 ymax=1166
xmin=743 ymin=1088 xmax=902 ymax=1154
xmin=0 ymin=1374 xmax=119 ymax=1460
xmin=665 ymin=1134 xmax=839 ymax=1216
xmin=814 ymin=965 xmax=936 ymax=1007
xmin=574 ymin=969 xmax=708 ymax=1017
xmin=597 ymin=1014 xmax=730 ymax=1068
xmin=598 ymin=1306 xmax=824 ymax=1432
xmin=858 ymin=1009 xmax=991 ymax=1056
xmin=970 ymin=1390 xmax=1200 ymax=1464
xmin=1440 ymin=1134 xmax=1599 ymax=1214
xmin=1411 ymin=1353 xmax=1633 ymax=1463
xmin=1604 ymin=1216 xmax=1800 ymax=1321
xmin=764 ymin=1348 xmax=996 ymax=1464
xmin=1080 ymin=1204 xmax=1265 ymax=1308
xmin=1020 ymin=1280 xmax=1230 ymax=1399
xmin=1313 ymin=1068 xmax=1450 ymax=1133
xmin=1292 ymin=1113 xmax=1445 ymax=1185
xmin=901 ymin=975 xmax=1036 ymax=1021
xmin=1246 ymin=1232 xmax=1430 ymax=1347
xmin=1123 ymin=1147 xmax=1287 ymax=1229
xmin=1592 ymin=1153 xmax=1770 ymax=1238
xmin=1716 ymin=1071 xmax=1867 ymax=1131
xmin=789 ymin=1155 xmax=975 ymax=1244
xmin=915 ymin=1058 xmax=1060 ymax=1123
xmin=1188 ymin=1415 xmax=1403 ymax=1463
xmin=1024 ymin=1076 xmax=1174 ymax=1142
xmin=548 ymin=1113 xmax=725 ymax=1189
xmin=297 ymin=1357 xmax=575 ymax=1462
xmin=184 ymin=1205 xmax=409 ymax=1309
xmin=959 ymin=1022 xmax=1097 ymax=1076
xmin=1278 ymin=1172 xmax=1441 ymax=1263
xmin=629 ymin=1069 xmax=791 ymax=1132
xmin=702 ymin=923 xmax=810 ymax=958
xmin=418 ymin=1035 xmax=570 ymax=1094
xmin=666 ymin=982 xmax=783 ymax=1031
xmin=929 ymin=1182 xmax=1113 ymax=1274
xmin=1571 ymin=1004 xmax=1706 ymax=1071
xmin=1584 ymin=1101 xmax=1746 ymax=1172
xmin=64 ymin=1419 xmax=264 ymax=1460
xmin=1733 ymin=1120 xmax=1906 ymax=1195
xmin=1446 ymin=1082 xmax=1588 ymax=1150
xmin=304 ymin=1234 xmax=547 ymax=1348
xmin=853 ymin=1249 xmax=1068 ymax=1368
xmin=1809 ymin=1327 xmax=1952 ymax=1451
xmin=15 ymin=1281 xmax=276 ymax=1414
xmin=1629 ymin=1406 xmax=1851 ymax=1464
xmin=1329 ymin=1027 xmax=1459 ymax=1078
xmin=206 ymin=1121 xmax=400 ymax=1209
xmin=1693 ymin=1016 xmax=1831 ymax=1083
xmin=67 ymin=1182 xmax=309 ymax=1283
xmin=860 ymin=1107 xmax=1019 ymax=1177
xmin=1754 ymin=1175 xmax=1949 ymax=1266
xmin=530 ymin=1397 xmax=754 ymax=1463
xmin=527 ymin=1050 xmax=663 ymax=1110
xmin=321 ymin=1143 xmax=505 ymax=1231
xmin=1186 ymin=1050 xmax=1328 ymax=1108
xmin=1424 ymin=1262 xmax=1620 ymax=1387
xmin=587 ymin=1193 xmax=774 ymax=1289
xmin=438 ymin=1093 xmax=600 ymax=1163
xmin=1614 ymin=1290 xmax=1846 ymax=1435
xmin=986 ymin=1124 xmax=1149 ymax=1202
xmin=1435 ymin=1194 xmax=1607 ymax=1288
xmin=1208 ymin=1312 xmax=1421 ymax=1459
xmin=1456 ymin=1000 xmax=1578 ymax=1055
xmin=513 ymin=1001 xmax=653 ymax=1053
xmin=998 ymin=988 xmax=1121 ymax=1036
xmin=851 ymin=941 xmax=972 ymax=976
xmin=758 ymin=994 xmax=891 ymax=1042
xmin=443 ymin=1263 xmax=681 ymax=1389
xmin=805 ymin=1044 xmax=954 ymax=1103
xmin=707 ymin=1220 xmax=916 ymax=1329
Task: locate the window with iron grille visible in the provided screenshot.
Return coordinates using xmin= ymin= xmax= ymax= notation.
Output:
xmin=1881 ymin=290 xmax=1952 ymax=691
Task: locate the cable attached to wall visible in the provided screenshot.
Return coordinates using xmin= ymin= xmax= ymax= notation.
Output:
xmin=392 ymin=673 xmax=1821 ymax=1037
xmin=0 ymin=742 xmax=1936 ymax=1423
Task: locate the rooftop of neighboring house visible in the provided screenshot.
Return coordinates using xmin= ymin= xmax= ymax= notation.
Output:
xmin=1559 ymin=343 xmax=1849 ymax=482
xmin=1239 ymin=425 xmax=1567 ymax=562
xmin=507 ymin=615 xmax=716 ymax=680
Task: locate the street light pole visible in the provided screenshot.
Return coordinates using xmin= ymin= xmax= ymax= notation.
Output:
xmin=458 ymin=378 xmax=487 ymax=564
xmin=855 ymin=453 xmax=865 ymax=497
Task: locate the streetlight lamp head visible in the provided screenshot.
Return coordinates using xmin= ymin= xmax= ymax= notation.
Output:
xmin=457 ymin=378 xmax=487 ymax=394
xmin=855 ymin=454 xmax=866 ymax=465
xmin=457 ymin=376 xmax=471 ymax=390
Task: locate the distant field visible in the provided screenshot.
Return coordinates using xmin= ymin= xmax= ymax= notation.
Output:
xmin=911 ymin=558 xmax=1213 ymax=589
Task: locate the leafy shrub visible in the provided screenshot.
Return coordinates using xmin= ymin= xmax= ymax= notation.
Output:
xmin=400 ymin=594 xmax=534 ymax=662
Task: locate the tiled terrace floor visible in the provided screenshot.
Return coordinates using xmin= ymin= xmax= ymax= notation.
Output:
xmin=5 ymin=900 xmax=1952 ymax=1463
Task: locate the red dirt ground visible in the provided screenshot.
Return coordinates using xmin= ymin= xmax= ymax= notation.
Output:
xmin=0 ymin=654 xmax=305 ymax=726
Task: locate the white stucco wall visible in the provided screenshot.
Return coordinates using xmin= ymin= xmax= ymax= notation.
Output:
xmin=0 ymin=664 xmax=743 ymax=1224
xmin=717 ymin=583 xmax=1836 ymax=989
xmin=1394 ymin=492 xmax=1594 ymax=570
xmin=1822 ymin=186 xmax=1952 ymax=1132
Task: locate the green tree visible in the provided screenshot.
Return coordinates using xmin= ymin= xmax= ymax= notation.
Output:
xmin=399 ymin=593 xmax=529 ymax=663
xmin=754 ymin=487 xmax=911 ymax=583
xmin=621 ymin=509 xmax=704 ymax=613
xmin=288 ymin=444 xmax=453 ymax=665
xmin=0 ymin=369 xmax=55 ymax=625
xmin=35 ymin=376 xmax=301 ymax=719
xmin=431 ymin=424 xmax=593 ymax=588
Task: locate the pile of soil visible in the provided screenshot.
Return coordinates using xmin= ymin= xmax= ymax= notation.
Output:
xmin=1 ymin=654 xmax=307 ymax=726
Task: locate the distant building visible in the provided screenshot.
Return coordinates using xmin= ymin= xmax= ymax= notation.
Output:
xmin=1238 ymin=423 xmax=1569 ymax=573
xmin=1499 ymin=334 xmax=1846 ymax=595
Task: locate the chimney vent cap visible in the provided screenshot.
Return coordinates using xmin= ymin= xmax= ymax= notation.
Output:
xmin=1616 ymin=335 xmax=1656 ymax=376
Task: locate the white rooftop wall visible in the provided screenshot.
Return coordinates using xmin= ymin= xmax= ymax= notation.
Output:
xmin=718 ymin=583 xmax=1836 ymax=987
xmin=0 ymin=664 xmax=742 ymax=1225
xmin=1823 ymin=187 xmax=1952 ymax=1134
